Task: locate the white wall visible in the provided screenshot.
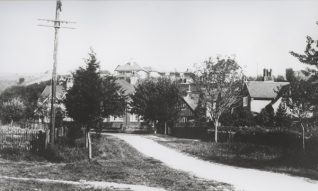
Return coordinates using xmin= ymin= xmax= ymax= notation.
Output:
xmin=250 ymin=99 xmax=271 ymax=113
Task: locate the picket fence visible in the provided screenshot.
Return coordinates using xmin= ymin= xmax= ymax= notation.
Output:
xmin=0 ymin=126 xmax=49 ymax=151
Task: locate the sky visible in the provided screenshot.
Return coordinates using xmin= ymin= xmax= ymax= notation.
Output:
xmin=0 ymin=0 xmax=318 ymax=77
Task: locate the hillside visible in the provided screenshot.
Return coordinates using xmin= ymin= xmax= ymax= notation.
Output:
xmin=0 ymin=71 xmax=51 ymax=94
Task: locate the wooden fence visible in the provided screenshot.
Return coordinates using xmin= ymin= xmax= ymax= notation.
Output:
xmin=0 ymin=126 xmax=49 ymax=152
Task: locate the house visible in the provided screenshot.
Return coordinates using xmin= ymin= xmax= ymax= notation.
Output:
xmin=103 ymin=79 xmax=148 ymax=132
xmin=242 ymin=69 xmax=289 ymax=115
xmin=35 ymin=85 xmax=66 ymax=123
xmin=178 ymin=93 xmax=200 ymax=123
xmin=114 ymin=62 xmax=148 ymax=85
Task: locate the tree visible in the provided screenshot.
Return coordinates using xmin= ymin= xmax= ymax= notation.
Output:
xmin=0 ymin=80 xmax=50 ymax=122
xmin=220 ymin=107 xmax=255 ymax=127
xmin=290 ymin=36 xmax=318 ymax=69
xmin=257 ymin=104 xmax=274 ymax=127
xmin=64 ymin=51 xmax=126 ymax=139
xmin=247 ymin=75 xmax=264 ymax=81
xmin=284 ymin=78 xmax=314 ymax=150
xmin=130 ymin=78 xmax=182 ymax=134
xmin=286 ymin=68 xmax=296 ymax=82
xmin=0 ymin=97 xmax=26 ymax=125
xmin=193 ymin=57 xmax=243 ymax=142
xmin=275 ymin=75 xmax=286 ymax=82
xmin=289 ymin=24 xmax=318 ymax=150
xmin=275 ymin=102 xmax=291 ymax=128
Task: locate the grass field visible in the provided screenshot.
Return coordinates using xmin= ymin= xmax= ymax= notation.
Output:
xmin=147 ymin=134 xmax=318 ymax=180
xmin=0 ymin=135 xmax=233 ymax=191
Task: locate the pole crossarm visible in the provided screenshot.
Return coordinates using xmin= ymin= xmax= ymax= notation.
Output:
xmin=38 ymin=18 xmax=76 ymax=24
xmin=38 ymin=24 xmax=76 ymax=30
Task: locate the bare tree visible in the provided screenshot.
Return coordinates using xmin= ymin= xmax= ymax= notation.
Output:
xmin=193 ymin=57 xmax=243 ymax=142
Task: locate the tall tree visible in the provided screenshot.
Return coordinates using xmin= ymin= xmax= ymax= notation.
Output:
xmin=193 ymin=57 xmax=243 ymax=142
xmin=290 ymin=36 xmax=318 ymax=69
xmin=64 ymin=51 xmax=126 ymax=137
xmin=284 ymin=77 xmax=314 ymax=150
xmin=130 ymin=78 xmax=182 ymax=134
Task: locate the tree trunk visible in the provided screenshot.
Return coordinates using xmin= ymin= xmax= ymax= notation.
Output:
xmin=84 ymin=126 xmax=88 ymax=148
xmin=154 ymin=121 xmax=157 ymax=134
xmin=164 ymin=122 xmax=167 ymax=135
xmin=301 ymin=123 xmax=305 ymax=151
xmin=214 ymin=118 xmax=219 ymax=143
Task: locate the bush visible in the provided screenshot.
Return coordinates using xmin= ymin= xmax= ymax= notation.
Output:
xmin=256 ymin=105 xmax=274 ymax=127
xmin=64 ymin=122 xmax=83 ymax=144
xmin=41 ymin=136 xmax=88 ymax=163
xmin=219 ymin=108 xmax=256 ymax=127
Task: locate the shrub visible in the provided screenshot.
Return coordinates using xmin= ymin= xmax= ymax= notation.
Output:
xmin=256 ymin=105 xmax=274 ymax=127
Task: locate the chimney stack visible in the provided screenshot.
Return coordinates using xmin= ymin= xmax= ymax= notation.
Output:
xmin=263 ymin=68 xmax=273 ymax=81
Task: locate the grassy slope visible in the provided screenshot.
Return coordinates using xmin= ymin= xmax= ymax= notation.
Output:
xmin=0 ymin=179 xmax=117 ymax=191
xmin=147 ymin=134 xmax=318 ymax=180
xmin=0 ymin=135 xmax=233 ymax=191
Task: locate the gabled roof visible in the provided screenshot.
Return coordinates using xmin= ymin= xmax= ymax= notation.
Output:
xmin=40 ymin=85 xmax=65 ymax=100
xmin=115 ymin=62 xmax=142 ymax=72
xmin=115 ymin=79 xmax=135 ymax=95
xmin=183 ymin=93 xmax=200 ymax=111
xmin=245 ymin=81 xmax=289 ymax=99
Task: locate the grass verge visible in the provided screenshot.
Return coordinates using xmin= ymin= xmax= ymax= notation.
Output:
xmin=0 ymin=134 xmax=233 ymax=191
xmin=147 ymin=134 xmax=318 ymax=180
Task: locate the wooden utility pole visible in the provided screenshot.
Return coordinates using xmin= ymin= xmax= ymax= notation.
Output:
xmin=38 ymin=0 xmax=75 ymax=144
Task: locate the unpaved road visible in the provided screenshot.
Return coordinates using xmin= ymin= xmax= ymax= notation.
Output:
xmin=108 ymin=133 xmax=318 ymax=191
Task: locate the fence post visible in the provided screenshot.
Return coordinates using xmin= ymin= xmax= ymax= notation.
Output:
xmin=88 ymin=131 xmax=92 ymax=160
xmin=45 ymin=130 xmax=49 ymax=150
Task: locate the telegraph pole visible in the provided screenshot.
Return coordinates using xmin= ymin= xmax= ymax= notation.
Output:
xmin=38 ymin=0 xmax=75 ymax=144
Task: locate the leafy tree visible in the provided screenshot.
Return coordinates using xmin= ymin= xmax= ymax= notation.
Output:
xmin=289 ymin=24 xmax=318 ymax=150
xmin=275 ymin=102 xmax=291 ymax=128
xmin=247 ymin=75 xmax=264 ymax=81
xmin=0 ymin=97 xmax=26 ymax=125
xmin=193 ymin=57 xmax=243 ymax=142
xmin=257 ymin=104 xmax=274 ymax=127
xmin=64 ymin=51 xmax=126 ymax=138
xmin=18 ymin=78 xmax=25 ymax=84
xmin=0 ymin=81 xmax=49 ymax=122
xmin=130 ymin=78 xmax=182 ymax=134
xmin=286 ymin=68 xmax=296 ymax=82
xmin=284 ymin=78 xmax=315 ymax=150
xmin=220 ymin=107 xmax=255 ymax=127
xmin=275 ymin=75 xmax=286 ymax=82
xmin=290 ymin=36 xmax=318 ymax=69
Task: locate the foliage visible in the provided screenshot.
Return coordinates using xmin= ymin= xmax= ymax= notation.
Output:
xmin=256 ymin=104 xmax=275 ymax=127
xmin=275 ymin=102 xmax=291 ymax=128
xmin=0 ymin=97 xmax=26 ymax=124
xmin=64 ymin=50 xmax=126 ymax=130
xmin=290 ymin=36 xmax=318 ymax=69
xmin=220 ymin=107 xmax=255 ymax=127
xmin=283 ymin=76 xmax=316 ymax=150
xmin=285 ymin=68 xmax=296 ymax=82
xmin=130 ymin=78 xmax=182 ymax=133
xmin=275 ymin=75 xmax=286 ymax=82
xmin=0 ymin=80 xmax=50 ymax=123
xmin=193 ymin=56 xmax=243 ymax=142
xmin=247 ymin=75 xmax=264 ymax=81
